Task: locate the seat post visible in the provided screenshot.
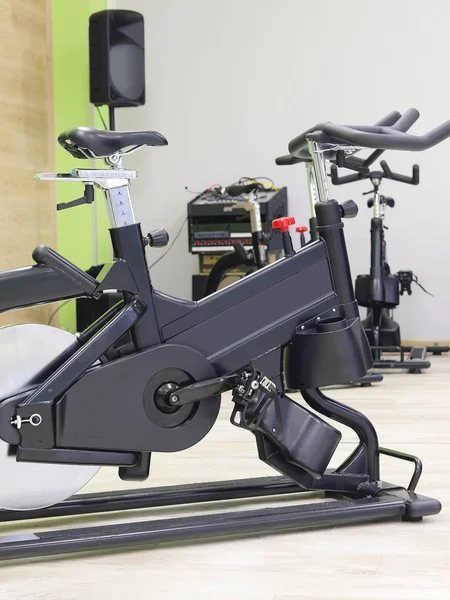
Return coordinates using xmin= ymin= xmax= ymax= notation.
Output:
xmin=104 ymin=184 xmax=136 ymax=228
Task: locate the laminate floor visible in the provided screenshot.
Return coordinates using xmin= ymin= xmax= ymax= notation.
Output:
xmin=0 ymin=355 xmax=448 ymax=600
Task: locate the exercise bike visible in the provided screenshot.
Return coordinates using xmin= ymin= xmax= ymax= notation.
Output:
xmin=0 ymin=111 xmax=442 ymax=561
xmin=330 ymin=154 xmax=449 ymax=371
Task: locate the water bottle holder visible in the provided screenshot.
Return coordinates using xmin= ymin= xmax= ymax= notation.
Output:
xmin=284 ymin=314 xmax=372 ymax=389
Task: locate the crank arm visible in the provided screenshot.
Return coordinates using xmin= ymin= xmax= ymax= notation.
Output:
xmin=168 ymin=373 xmax=239 ymax=407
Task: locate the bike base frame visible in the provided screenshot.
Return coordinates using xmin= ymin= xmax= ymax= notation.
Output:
xmin=0 ymin=475 xmax=441 ymax=561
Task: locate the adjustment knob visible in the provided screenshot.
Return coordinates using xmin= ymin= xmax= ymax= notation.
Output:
xmin=339 ymin=200 xmax=358 ymax=219
xmin=295 ymin=226 xmax=308 ymax=233
xmin=146 ymin=228 xmax=169 ymax=247
xmin=272 ymin=216 xmax=296 ymax=257
xmin=272 ymin=216 xmax=296 ymax=232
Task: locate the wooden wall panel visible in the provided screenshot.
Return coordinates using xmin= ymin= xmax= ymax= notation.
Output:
xmin=0 ymin=0 xmax=55 ymax=327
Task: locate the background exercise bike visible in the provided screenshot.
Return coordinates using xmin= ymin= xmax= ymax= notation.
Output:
xmin=0 ymin=110 xmax=442 ymax=560
xmin=330 ymin=155 xmax=449 ymax=371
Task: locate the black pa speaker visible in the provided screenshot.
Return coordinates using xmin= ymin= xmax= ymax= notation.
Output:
xmin=89 ymin=10 xmax=145 ymax=108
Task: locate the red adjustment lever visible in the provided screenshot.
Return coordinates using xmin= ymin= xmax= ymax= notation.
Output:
xmin=272 ymin=216 xmax=296 ymax=233
xmin=296 ymin=226 xmax=308 ymax=234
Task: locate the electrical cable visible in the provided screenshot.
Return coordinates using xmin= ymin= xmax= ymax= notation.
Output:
xmin=239 ymin=176 xmax=278 ymax=191
xmin=413 ymin=274 xmax=434 ymax=297
xmin=47 ymin=299 xmax=73 ymax=325
xmin=96 ymin=105 xmax=108 ymax=130
xmin=149 ymin=216 xmax=188 ymax=269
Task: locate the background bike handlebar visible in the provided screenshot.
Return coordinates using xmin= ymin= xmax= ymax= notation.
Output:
xmin=275 ymin=154 xmax=307 ymax=166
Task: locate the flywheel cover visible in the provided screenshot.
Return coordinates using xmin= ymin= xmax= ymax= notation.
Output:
xmin=0 ymin=324 xmax=100 ymax=510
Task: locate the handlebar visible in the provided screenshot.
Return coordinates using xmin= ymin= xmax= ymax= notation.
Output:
xmin=330 ymin=165 xmax=362 ymax=186
xmin=288 ymin=108 xmax=450 ymax=157
xmin=275 ymin=154 xmax=306 ymax=166
xmin=380 ymin=161 xmax=419 ymax=185
xmin=287 ymin=111 xmax=407 ymax=160
xmin=330 ymin=161 xmax=420 ymax=186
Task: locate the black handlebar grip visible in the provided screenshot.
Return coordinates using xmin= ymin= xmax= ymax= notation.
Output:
xmin=32 ymin=245 xmax=98 ymax=295
xmin=392 ymin=108 xmax=421 ymax=132
xmin=275 ymin=154 xmax=305 ymax=166
xmin=380 ymin=160 xmax=420 ymax=185
xmin=330 ymin=164 xmax=363 ymax=185
xmin=374 ymin=110 xmax=402 ymax=127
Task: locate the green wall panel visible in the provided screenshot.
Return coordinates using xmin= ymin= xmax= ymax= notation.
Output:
xmin=52 ymin=0 xmax=110 ymax=332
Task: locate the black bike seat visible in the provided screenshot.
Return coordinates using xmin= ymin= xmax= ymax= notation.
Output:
xmin=58 ymin=127 xmax=168 ymax=159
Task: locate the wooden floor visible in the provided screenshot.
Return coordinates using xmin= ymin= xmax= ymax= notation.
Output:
xmin=0 ymin=355 xmax=449 ymax=599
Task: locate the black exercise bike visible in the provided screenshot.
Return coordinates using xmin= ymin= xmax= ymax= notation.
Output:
xmin=330 ymin=159 xmax=449 ymax=370
xmin=0 ymin=109 xmax=443 ymax=560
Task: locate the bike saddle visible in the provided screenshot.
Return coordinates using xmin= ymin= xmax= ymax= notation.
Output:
xmin=58 ymin=127 xmax=168 ymax=159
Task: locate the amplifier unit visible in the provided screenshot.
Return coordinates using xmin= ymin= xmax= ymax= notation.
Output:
xmin=188 ymin=187 xmax=288 ymax=254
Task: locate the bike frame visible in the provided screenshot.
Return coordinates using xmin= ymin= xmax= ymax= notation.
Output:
xmin=0 ymin=157 xmax=351 ymax=370
xmin=0 ymin=143 xmax=372 ymax=463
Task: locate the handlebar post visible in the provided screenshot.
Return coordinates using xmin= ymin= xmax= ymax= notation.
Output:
xmin=371 ymin=180 xmax=382 ymax=219
xmin=307 ymin=140 xmax=330 ymax=202
xmin=315 ymin=200 xmax=357 ymax=310
xmin=305 ymin=162 xmax=318 ymax=216
xmin=309 ymin=216 xmax=319 ymax=242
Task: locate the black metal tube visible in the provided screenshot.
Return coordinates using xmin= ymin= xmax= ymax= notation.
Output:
xmin=0 ymin=497 xmax=404 ymax=561
xmin=0 ymin=476 xmax=298 ymax=523
xmin=20 ymin=298 xmax=145 ymax=410
xmin=301 ymin=388 xmax=380 ymax=481
xmin=251 ymin=232 xmax=265 ymax=268
xmin=370 ymin=218 xmax=384 ymax=300
xmin=32 ymin=246 xmax=98 ymax=295
xmin=77 ymin=299 xmax=125 ymax=343
xmin=309 ymin=217 xmax=319 ymax=242
xmin=379 ymin=447 xmax=422 ymax=492
xmin=315 ymin=201 xmax=355 ymax=306
xmin=281 ymin=231 xmax=295 ymax=256
xmin=109 ymin=225 xmax=162 ymax=348
xmin=0 ymin=266 xmax=83 ymax=313
xmin=109 ymin=106 xmax=116 ymax=131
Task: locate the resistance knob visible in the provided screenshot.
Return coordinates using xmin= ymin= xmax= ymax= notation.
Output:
xmin=272 ymin=216 xmax=296 ymax=256
xmin=295 ymin=226 xmax=308 ymax=248
xmin=272 ymin=216 xmax=296 ymax=232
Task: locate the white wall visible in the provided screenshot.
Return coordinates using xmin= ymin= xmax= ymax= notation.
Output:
xmin=114 ymin=0 xmax=450 ymax=340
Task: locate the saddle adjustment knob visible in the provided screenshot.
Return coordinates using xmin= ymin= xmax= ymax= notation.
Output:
xmin=145 ymin=228 xmax=170 ymax=248
xmin=295 ymin=226 xmax=309 ymax=248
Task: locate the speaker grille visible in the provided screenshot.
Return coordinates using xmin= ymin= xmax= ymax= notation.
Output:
xmin=89 ymin=10 xmax=145 ymax=108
